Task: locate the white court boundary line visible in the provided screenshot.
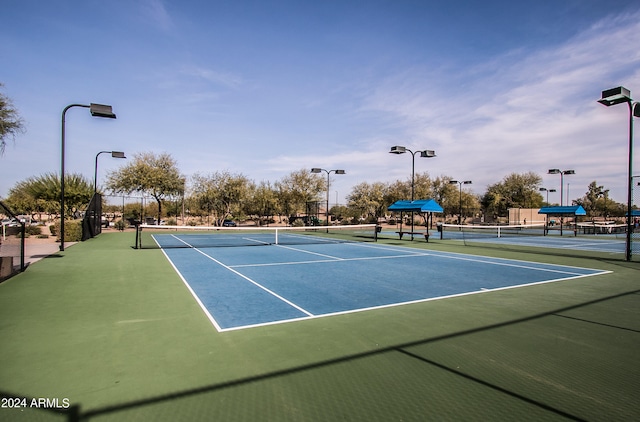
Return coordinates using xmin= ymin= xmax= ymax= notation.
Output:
xmin=219 ymin=270 xmax=610 ymax=332
xmin=158 ymin=248 xmax=224 ymax=332
xmin=157 ymin=234 xmax=317 ymax=331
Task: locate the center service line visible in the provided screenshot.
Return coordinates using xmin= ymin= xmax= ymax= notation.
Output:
xmin=190 ymin=246 xmax=314 ymax=317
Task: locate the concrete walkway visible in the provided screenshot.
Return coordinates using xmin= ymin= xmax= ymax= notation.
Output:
xmin=1 ymin=239 xmax=71 ymax=278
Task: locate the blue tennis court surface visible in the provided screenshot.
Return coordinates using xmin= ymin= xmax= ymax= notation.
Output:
xmin=158 ymin=237 xmax=610 ymax=332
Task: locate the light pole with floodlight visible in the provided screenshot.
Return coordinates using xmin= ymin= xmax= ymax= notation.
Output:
xmin=94 ymin=151 xmax=126 ymax=194
xmin=61 ymin=103 xmax=116 ymax=251
xmin=547 ymin=169 xmax=574 ymax=206
xmin=449 ymin=180 xmax=472 ymax=224
xmin=310 ymin=168 xmax=345 ymax=227
xmin=539 ymin=187 xmax=556 ymax=206
xmin=598 ymin=86 xmax=640 ymax=261
xmin=389 ymin=146 xmax=436 ymax=238
xmin=594 ymin=186 xmax=609 ymax=221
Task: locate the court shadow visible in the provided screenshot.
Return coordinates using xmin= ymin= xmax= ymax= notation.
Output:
xmin=6 ymin=289 xmax=638 ymax=421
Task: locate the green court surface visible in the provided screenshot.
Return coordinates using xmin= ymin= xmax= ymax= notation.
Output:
xmin=1 ymin=232 xmax=638 ymax=421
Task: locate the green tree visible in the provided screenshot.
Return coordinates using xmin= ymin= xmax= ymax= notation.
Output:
xmin=573 ymin=182 xmax=627 ymax=219
xmin=190 ymin=171 xmax=254 ymax=225
xmin=0 ymin=83 xmax=25 ymax=155
xmin=578 ymin=181 xmax=603 ymax=217
xmin=383 ymin=179 xmax=410 ymax=205
xmin=329 ymin=204 xmax=349 ymax=223
xmin=106 ymin=152 xmax=184 ymax=225
xmin=6 ymin=173 xmax=92 ymax=219
xmin=346 ymin=181 xmax=386 ymax=222
xmin=431 ymin=176 xmax=459 ymax=217
xmin=481 ymin=172 xmax=543 ymax=219
xmin=274 ymin=169 xmax=325 ymax=218
xmin=412 ymin=172 xmax=433 ymax=200
xmin=246 ymin=181 xmax=279 ymax=224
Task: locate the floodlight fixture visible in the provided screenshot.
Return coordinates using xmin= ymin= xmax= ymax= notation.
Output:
xmin=598 ymin=86 xmax=632 ymax=107
xmin=539 ymin=187 xmax=556 ymax=206
xmin=420 ymin=150 xmax=437 ymax=158
xmin=89 ymin=103 xmax=117 ymax=118
xmin=389 ymin=145 xmax=407 ymax=154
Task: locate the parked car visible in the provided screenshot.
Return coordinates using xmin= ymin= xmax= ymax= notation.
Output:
xmin=3 ymin=218 xmax=23 ymax=227
xmin=222 ymin=220 xmax=236 ymax=227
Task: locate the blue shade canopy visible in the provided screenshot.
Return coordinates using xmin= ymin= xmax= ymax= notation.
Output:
xmin=388 ymin=199 xmax=444 ymax=213
xmin=538 ymin=205 xmax=586 ymax=216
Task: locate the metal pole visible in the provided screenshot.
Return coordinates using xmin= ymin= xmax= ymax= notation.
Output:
xmin=60 ymin=104 xmax=91 ymax=251
xmin=326 ymin=171 xmax=330 ymax=228
xmin=94 ymin=151 xmax=110 ymax=194
xmin=459 ymin=183 xmax=462 ymax=225
xmin=626 ymin=102 xmax=636 ymax=261
xmin=560 ymin=173 xmax=564 ymax=207
xmin=411 ymin=151 xmax=416 ymax=238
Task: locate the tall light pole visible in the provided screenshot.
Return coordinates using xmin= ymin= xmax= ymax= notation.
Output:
xmin=539 ymin=187 xmax=556 ymax=206
xmin=310 ymin=168 xmax=345 ymax=227
xmin=94 ymin=151 xmax=126 ymax=194
xmin=547 ymin=169 xmax=574 ymax=206
xmin=598 ymin=86 xmax=640 ymax=261
xmin=390 ymin=146 xmax=436 ymax=237
xmin=598 ymin=188 xmax=609 ymax=220
xmin=61 ymin=103 xmax=116 ymax=251
xmin=449 ymin=180 xmax=472 ymax=224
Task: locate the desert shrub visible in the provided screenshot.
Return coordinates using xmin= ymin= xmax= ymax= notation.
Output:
xmin=53 ymin=220 xmax=83 ymax=242
xmin=26 ymin=225 xmax=42 ymax=236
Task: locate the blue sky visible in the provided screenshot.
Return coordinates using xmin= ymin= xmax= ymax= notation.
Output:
xmin=2 ymin=0 xmax=640 ymax=207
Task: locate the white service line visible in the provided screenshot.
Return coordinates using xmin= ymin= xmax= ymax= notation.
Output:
xmin=191 ymin=247 xmax=315 ymax=317
xmin=230 ymin=253 xmax=430 ymax=268
xmin=276 ymin=244 xmax=345 ymax=260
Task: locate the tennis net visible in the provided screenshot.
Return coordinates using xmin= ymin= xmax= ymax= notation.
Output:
xmin=440 ymin=223 xmax=546 ymax=241
xmin=135 ymin=223 xmax=379 ymax=249
xmin=575 ymin=222 xmax=627 ymax=238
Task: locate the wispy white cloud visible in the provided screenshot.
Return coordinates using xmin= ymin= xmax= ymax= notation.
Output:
xmin=350 ymin=9 xmax=640 ymax=201
xmin=180 ymin=65 xmax=244 ymax=89
xmin=140 ymin=0 xmax=173 ymax=31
